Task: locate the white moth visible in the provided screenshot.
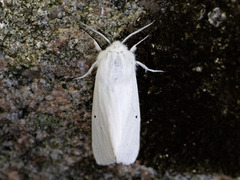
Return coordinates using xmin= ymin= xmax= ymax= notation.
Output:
xmin=76 ymin=21 xmax=163 ymax=165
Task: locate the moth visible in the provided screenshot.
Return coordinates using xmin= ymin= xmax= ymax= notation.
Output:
xmin=76 ymin=21 xmax=163 ymax=165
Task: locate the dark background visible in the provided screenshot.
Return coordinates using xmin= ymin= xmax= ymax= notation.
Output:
xmin=136 ymin=0 xmax=240 ymax=176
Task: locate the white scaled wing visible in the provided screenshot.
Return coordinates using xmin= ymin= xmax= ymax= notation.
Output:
xmin=92 ymin=42 xmax=140 ymax=165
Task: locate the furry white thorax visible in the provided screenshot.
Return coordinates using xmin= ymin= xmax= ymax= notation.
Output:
xmin=106 ymin=41 xmax=128 ymax=52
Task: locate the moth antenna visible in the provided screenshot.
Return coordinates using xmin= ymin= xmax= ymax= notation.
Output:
xmin=75 ymin=61 xmax=98 ymax=80
xmin=136 ymin=61 xmax=164 ymax=73
xmin=122 ymin=21 xmax=155 ymax=44
xmin=130 ymin=35 xmax=149 ymax=52
xmin=80 ymin=22 xmax=111 ymax=45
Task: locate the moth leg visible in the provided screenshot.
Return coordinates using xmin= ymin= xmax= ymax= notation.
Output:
xmin=81 ymin=29 xmax=102 ymax=51
xmin=75 ymin=61 xmax=98 ymax=80
xmin=80 ymin=22 xmax=111 ymax=45
xmin=93 ymin=40 xmax=102 ymax=51
xmin=122 ymin=21 xmax=155 ymax=44
xmin=130 ymin=35 xmax=149 ymax=53
xmin=136 ymin=61 xmax=164 ymax=73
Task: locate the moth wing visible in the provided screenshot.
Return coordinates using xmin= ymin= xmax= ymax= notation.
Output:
xmin=92 ymin=50 xmax=140 ymax=165
xmin=115 ymin=74 xmax=140 ymax=165
xmin=91 ymin=73 xmax=116 ymax=164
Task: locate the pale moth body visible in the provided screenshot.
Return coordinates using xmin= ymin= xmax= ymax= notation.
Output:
xmin=77 ymin=22 xmax=163 ymax=165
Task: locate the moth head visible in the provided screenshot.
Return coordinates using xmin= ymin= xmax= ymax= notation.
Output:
xmin=107 ymin=41 xmax=128 ymax=52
